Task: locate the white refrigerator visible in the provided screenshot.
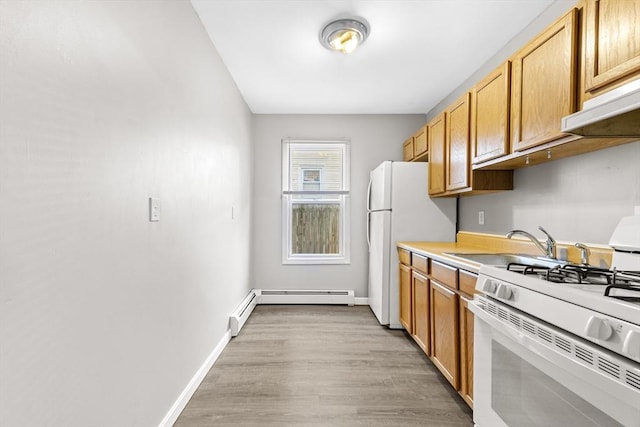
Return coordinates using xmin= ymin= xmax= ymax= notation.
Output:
xmin=367 ymin=161 xmax=457 ymax=328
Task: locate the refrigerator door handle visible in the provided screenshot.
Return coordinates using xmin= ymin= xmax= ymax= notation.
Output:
xmin=366 ymin=177 xmax=373 ymax=212
xmin=366 ymin=211 xmax=371 ymax=250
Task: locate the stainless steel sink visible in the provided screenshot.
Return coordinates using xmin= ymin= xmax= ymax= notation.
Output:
xmin=443 ymin=252 xmax=567 ymax=268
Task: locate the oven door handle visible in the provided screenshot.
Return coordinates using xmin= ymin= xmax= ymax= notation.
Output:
xmin=469 ymin=300 xmax=528 ymax=345
xmin=469 ymin=298 xmax=640 ymax=410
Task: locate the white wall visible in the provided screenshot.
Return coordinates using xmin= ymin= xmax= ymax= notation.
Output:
xmin=252 ymin=114 xmax=426 ymax=297
xmin=426 ymin=0 xmax=575 ymax=122
xmin=0 ymin=2 xmax=252 ymax=426
xmin=459 ymin=141 xmax=640 ymax=244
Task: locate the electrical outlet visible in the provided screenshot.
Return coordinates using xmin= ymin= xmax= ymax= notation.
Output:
xmin=635 ymin=205 xmax=640 ymax=216
xmin=478 ymin=211 xmax=485 ymax=225
xmin=149 ymin=197 xmax=160 ymax=222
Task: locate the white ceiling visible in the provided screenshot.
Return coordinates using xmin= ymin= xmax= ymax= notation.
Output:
xmin=191 ymin=0 xmax=556 ymax=114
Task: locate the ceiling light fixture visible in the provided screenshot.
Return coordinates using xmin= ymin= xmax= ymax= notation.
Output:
xmin=320 ymin=18 xmax=369 ymax=54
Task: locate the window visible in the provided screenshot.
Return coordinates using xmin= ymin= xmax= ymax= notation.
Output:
xmin=282 ymin=139 xmax=350 ymax=264
xmin=301 ymin=168 xmax=322 ymax=191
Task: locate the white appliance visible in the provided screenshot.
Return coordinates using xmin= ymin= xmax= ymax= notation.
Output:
xmin=470 ymin=218 xmax=640 ymax=427
xmin=367 ymin=161 xmax=456 ymax=328
xmin=561 ymin=78 xmax=640 ymax=137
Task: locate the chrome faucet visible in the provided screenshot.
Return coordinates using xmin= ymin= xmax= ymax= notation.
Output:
xmin=507 ymin=226 xmax=557 ymax=259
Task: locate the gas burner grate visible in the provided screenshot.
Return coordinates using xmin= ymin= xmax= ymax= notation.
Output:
xmin=506 ymin=262 xmax=640 ymax=299
xmin=604 ymin=284 xmax=640 ymax=302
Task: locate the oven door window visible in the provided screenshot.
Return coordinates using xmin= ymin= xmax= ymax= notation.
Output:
xmin=491 ymin=341 xmax=623 ymax=427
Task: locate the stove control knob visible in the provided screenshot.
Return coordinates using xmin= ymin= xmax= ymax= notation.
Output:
xmin=495 ymin=284 xmax=513 ymax=300
xmin=482 ymin=280 xmax=497 ymax=294
xmin=584 ymin=316 xmax=613 ymax=341
xmin=622 ymin=331 xmax=640 ymax=358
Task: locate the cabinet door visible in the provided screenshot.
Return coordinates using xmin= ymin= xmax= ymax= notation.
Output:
xmin=472 ymin=62 xmax=510 ymax=164
xmin=430 ymin=280 xmax=459 ymax=388
xmin=403 ymin=137 xmax=414 ymax=161
xmin=413 ymin=125 xmax=428 ymax=159
xmin=583 ymin=0 xmax=640 ymax=98
xmin=428 ymin=112 xmax=446 ymax=195
xmin=412 ymin=270 xmax=430 ymax=355
xmin=511 ymin=9 xmax=578 ymax=152
xmin=459 ymin=295 xmax=474 ymax=409
xmin=446 ymin=93 xmax=471 ymax=191
xmin=399 ymin=263 xmax=412 ymax=333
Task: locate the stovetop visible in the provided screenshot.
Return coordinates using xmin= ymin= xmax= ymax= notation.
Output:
xmin=479 ymin=263 xmax=640 ymax=326
xmin=506 ymin=263 xmax=640 ymax=303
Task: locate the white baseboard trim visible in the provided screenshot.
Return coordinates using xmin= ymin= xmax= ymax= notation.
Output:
xmin=158 ymin=330 xmax=231 ymax=427
xmin=354 ymin=297 xmax=369 ymax=305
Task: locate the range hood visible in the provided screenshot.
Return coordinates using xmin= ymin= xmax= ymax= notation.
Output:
xmin=561 ymin=79 xmax=640 ymax=137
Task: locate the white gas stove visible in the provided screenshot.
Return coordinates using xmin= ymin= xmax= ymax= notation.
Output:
xmin=470 ymin=216 xmax=640 ymax=427
xmin=476 ymin=263 xmax=640 ymax=361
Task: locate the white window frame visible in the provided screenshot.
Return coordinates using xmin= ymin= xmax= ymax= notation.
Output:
xmin=282 ymin=139 xmax=350 ymax=265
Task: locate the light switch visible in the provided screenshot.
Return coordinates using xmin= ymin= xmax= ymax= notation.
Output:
xmin=149 ymin=197 xmax=160 ymax=222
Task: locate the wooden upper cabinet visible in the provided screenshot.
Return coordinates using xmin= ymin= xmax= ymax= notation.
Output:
xmin=403 ymin=126 xmax=429 ymax=162
xmin=582 ymin=0 xmax=640 ymax=101
xmin=413 ymin=125 xmax=428 ymax=160
xmin=446 ymin=92 xmax=471 ymax=191
xmin=511 ymin=8 xmax=579 ymax=152
xmin=402 ymin=137 xmax=414 ymax=161
xmin=428 ymin=112 xmax=446 ymax=196
xmin=472 ymin=62 xmax=510 ymax=164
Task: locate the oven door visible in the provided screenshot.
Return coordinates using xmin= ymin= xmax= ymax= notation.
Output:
xmin=470 ymin=296 xmax=640 ymax=427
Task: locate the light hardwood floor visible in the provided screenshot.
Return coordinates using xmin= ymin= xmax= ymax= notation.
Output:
xmin=174 ymin=305 xmax=473 ymax=426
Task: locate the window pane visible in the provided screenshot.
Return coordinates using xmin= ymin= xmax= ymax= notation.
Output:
xmin=287 ymin=144 xmax=344 ymax=192
xmin=291 ymin=202 xmax=340 ymax=254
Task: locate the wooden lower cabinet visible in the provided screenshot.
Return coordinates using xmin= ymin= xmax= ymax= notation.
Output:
xmin=430 ymin=280 xmax=460 ymax=389
xmin=397 ymin=248 xmax=475 ymax=408
xmin=412 ymin=270 xmax=430 ymax=355
xmin=459 ymin=294 xmax=475 ymax=408
xmin=399 ymin=263 xmax=413 ymax=333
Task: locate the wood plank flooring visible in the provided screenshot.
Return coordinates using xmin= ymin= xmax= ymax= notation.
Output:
xmin=174 ymin=305 xmax=473 ymax=427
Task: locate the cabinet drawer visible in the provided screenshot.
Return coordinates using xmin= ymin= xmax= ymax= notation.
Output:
xmin=430 ymin=260 xmax=458 ymax=290
xmin=398 ymin=248 xmax=411 ymax=266
xmin=459 ymin=270 xmax=478 ymax=296
xmin=411 ymin=253 xmax=428 ymax=274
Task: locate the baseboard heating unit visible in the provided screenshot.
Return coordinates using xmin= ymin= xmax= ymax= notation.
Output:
xmin=229 ymin=289 xmax=260 ymax=337
xmin=229 ymin=289 xmax=355 ymax=336
xmin=260 ymin=289 xmax=355 ymax=306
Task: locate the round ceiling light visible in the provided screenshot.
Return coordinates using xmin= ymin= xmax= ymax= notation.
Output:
xmin=320 ymin=18 xmax=369 ymax=54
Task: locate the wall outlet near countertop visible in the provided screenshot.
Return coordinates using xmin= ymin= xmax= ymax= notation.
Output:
xmin=478 ymin=211 xmax=485 ymax=225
